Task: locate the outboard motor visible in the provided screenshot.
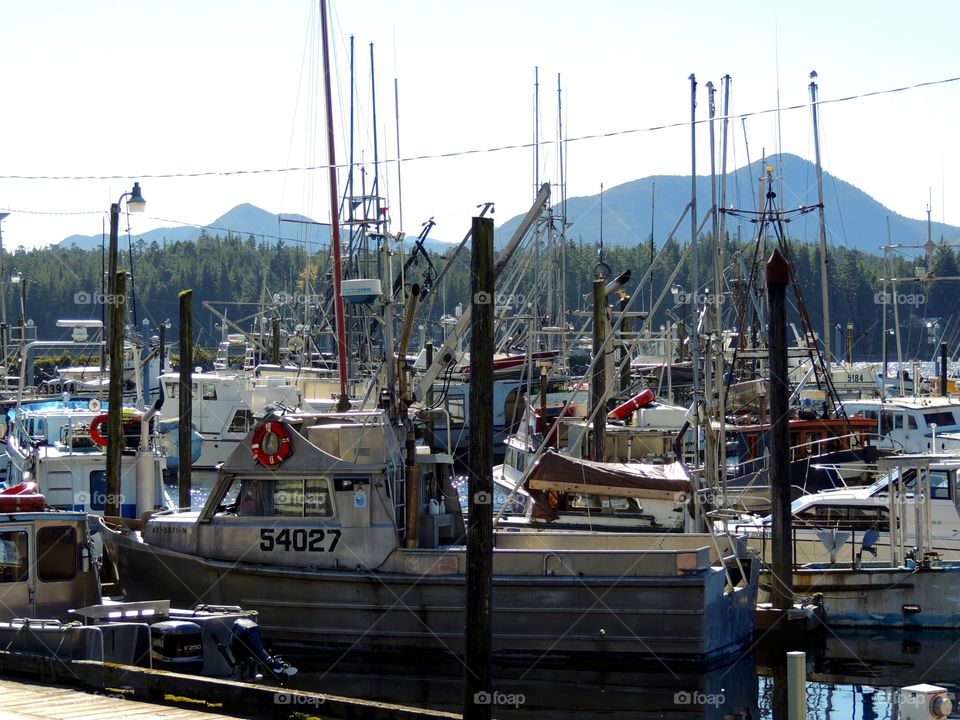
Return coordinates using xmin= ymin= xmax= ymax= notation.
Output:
xmin=226 ymin=617 xmax=296 ymax=681
xmin=151 ymin=620 xmax=205 ymax=673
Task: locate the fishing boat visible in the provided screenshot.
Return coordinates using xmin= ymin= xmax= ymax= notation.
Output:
xmin=493 ymin=389 xmax=699 ymax=531
xmin=841 ymin=395 xmax=960 ymax=454
xmin=722 ymin=412 xmax=886 ymax=512
xmin=728 ymin=455 xmax=960 ymax=564
xmin=4 ymin=397 xmax=168 ymax=519
xmin=156 ymin=370 xmax=302 ymax=470
xmin=0 ymin=500 xmax=292 ymax=680
xmin=783 ymin=454 xmax=960 ymax=629
xmin=101 ymin=407 xmax=757 ymax=664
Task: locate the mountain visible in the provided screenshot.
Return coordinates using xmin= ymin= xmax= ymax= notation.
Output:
xmin=57 ymin=203 xmax=453 ymax=253
xmin=58 ymin=203 xmax=320 ymax=250
xmin=494 ymin=154 xmax=960 ymax=255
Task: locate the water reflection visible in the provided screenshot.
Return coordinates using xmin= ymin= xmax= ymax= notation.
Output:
xmin=757 ymin=629 xmax=960 ymax=718
xmin=283 ymin=652 xmax=758 ymax=719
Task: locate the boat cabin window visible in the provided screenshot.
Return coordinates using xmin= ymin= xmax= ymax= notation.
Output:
xmin=894 ymin=414 xmax=903 ymax=430
xmin=165 ymin=382 xmax=178 ymax=399
xmin=232 ymin=477 xmax=333 ymax=518
xmin=88 ymin=470 xmax=107 ymax=510
xmin=568 ymin=494 xmax=638 ymax=512
xmin=908 ymin=416 xmax=918 ymax=430
xmin=0 ymin=530 xmax=28 ymax=583
xmin=794 ymin=504 xmax=889 ymax=532
xmin=931 ymin=471 xmax=951 ymax=500
xmin=37 ymin=526 xmax=77 ymax=582
xmin=447 ymin=393 xmax=465 ymax=429
xmin=201 ymin=383 xmax=217 ymax=401
xmin=924 ymin=411 xmax=956 ymax=428
xmin=228 ymin=409 xmax=253 ymax=433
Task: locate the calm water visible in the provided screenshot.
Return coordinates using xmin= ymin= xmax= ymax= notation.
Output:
xmin=277 ymin=629 xmax=960 ymax=718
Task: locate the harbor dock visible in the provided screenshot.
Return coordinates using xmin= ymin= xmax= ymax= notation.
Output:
xmin=0 ymin=655 xmax=458 ymax=720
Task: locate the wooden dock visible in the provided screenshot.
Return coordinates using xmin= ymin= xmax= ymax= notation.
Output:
xmin=0 ymin=676 xmax=244 ymax=719
xmin=0 ymin=651 xmax=459 ymax=720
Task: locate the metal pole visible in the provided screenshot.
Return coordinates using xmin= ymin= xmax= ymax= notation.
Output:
xmin=464 ymin=216 xmax=494 ymax=720
xmin=809 ymin=73 xmax=831 ymax=367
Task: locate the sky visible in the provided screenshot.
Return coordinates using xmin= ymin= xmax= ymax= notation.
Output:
xmin=0 ymin=0 xmax=958 ymax=253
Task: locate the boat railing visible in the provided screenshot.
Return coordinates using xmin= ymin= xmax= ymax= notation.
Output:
xmin=742 ymin=520 xmax=891 ymax=570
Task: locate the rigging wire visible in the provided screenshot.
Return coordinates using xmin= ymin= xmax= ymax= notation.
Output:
xmin=4 ymin=75 xmax=959 ymax=184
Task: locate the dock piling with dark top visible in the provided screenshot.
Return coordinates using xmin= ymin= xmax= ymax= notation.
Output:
xmin=767 ymin=249 xmax=793 ymax=610
xmin=178 ymin=289 xmax=193 ymax=510
xmin=464 ymin=215 xmax=494 ymax=720
xmin=105 ymin=271 xmax=126 ymax=518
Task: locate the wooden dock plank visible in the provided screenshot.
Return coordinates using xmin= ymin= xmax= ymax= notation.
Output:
xmin=0 ymin=678 xmax=244 ymax=720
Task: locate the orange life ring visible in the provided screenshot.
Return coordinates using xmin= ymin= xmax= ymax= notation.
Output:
xmin=251 ymin=421 xmax=294 ymax=466
xmin=89 ymin=414 xmax=109 ymax=447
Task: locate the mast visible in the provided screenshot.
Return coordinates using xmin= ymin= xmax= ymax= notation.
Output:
xmin=688 ymin=74 xmax=701 ymax=461
xmin=321 ymin=0 xmax=351 ymax=410
xmin=809 ymin=71 xmax=831 ymax=368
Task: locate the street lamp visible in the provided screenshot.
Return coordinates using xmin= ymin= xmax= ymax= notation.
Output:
xmin=10 ymin=271 xmax=24 ymax=338
xmin=108 ymin=182 xmax=145 ymax=301
xmin=105 ymin=182 xmax=146 ymax=519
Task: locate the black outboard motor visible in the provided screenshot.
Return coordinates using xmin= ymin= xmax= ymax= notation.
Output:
xmin=227 ymin=617 xmax=296 ymax=681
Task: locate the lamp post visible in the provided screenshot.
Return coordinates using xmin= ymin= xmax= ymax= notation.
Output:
xmin=105 ymin=182 xmax=146 ymax=519
xmin=10 ymin=271 xmax=24 ymax=340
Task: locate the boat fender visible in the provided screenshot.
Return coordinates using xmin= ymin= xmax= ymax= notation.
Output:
xmin=251 ymin=421 xmax=294 ymax=466
xmin=89 ymin=414 xmax=109 ymax=447
xmin=607 ymin=389 xmax=655 ymax=421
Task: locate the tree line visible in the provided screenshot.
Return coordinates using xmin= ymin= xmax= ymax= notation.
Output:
xmin=3 ymin=227 xmax=956 ymax=364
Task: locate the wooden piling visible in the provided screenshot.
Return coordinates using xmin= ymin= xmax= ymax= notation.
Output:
xmin=104 ymin=271 xmax=126 ymax=518
xmin=767 ymin=250 xmax=793 ymax=610
xmin=179 ymin=290 xmax=193 ymax=511
xmin=464 ymin=215 xmax=494 ymax=720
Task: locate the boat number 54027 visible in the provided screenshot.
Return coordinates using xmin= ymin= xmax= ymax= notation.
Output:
xmin=260 ymin=528 xmax=342 ymax=552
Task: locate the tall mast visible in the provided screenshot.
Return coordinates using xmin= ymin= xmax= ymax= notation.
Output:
xmin=321 ymin=0 xmax=351 ymax=410
xmin=534 ymin=66 xmax=540 ymax=199
xmin=689 ymin=74 xmax=700 ymax=399
xmin=809 ymin=71 xmax=831 ymax=366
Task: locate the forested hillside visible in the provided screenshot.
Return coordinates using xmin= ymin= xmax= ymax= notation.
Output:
xmin=4 ymin=227 xmax=956 ymax=361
